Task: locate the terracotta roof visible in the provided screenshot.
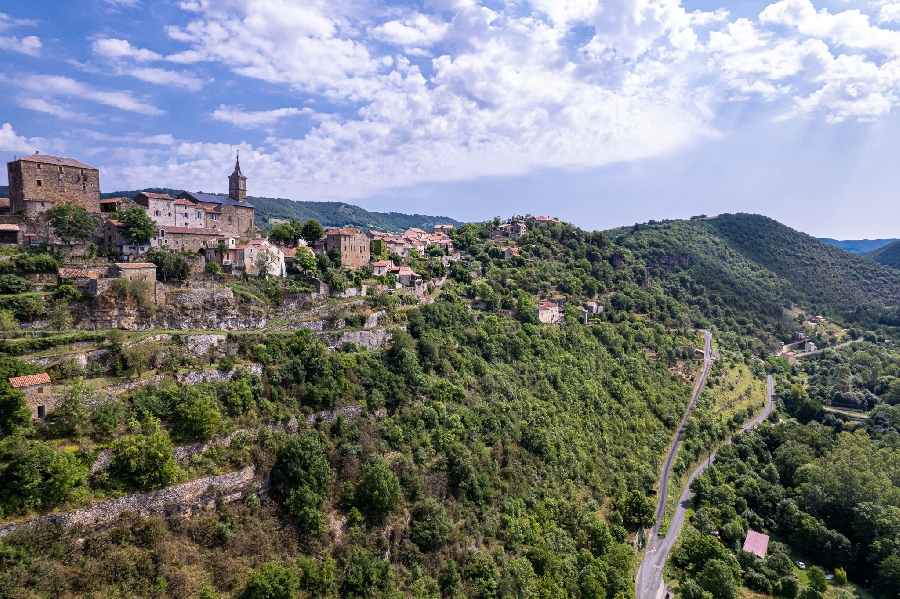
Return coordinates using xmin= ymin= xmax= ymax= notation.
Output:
xmin=537 ymin=301 xmax=558 ymax=310
xmin=18 ymin=153 xmax=95 ymax=169
xmin=135 ymin=192 xmax=174 ymax=200
xmin=742 ymin=530 xmax=769 ymax=558
xmin=58 ymin=267 xmax=87 ymax=278
xmin=23 ymin=233 xmax=36 ymax=237
xmin=99 ymin=198 xmax=121 ymax=204
xmin=9 ymin=373 xmax=51 ymax=388
xmin=106 ymin=219 xmax=123 ymax=227
xmin=405 ymin=228 xmax=426 ymax=234
xmin=160 ymin=226 xmax=220 ymax=235
xmin=389 ymin=266 xmax=415 ymax=275
xmin=115 ymin=263 xmax=156 ymax=269
xmin=370 ymin=260 xmax=392 ymax=267
xmin=326 ymin=227 xmax=363 ymax=235
xmin=0 ymin=224 xmax=20 ymax=231
xmin=0 ymin=198 xmax=9 ymax=208
xmin=174 ymin=198 xmax=196 ymax=206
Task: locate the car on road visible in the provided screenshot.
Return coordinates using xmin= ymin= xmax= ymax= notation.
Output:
xmin=796 ymin=562 xmax=806 ymax=570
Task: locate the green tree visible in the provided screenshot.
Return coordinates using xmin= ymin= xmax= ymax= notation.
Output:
xmin=110 ymin=417 xmax=180 ymax=490
xmin=301 ymin=220 xmax=325 ymax=246
xmin=0 ymin=441 xmax=88 ymax=514
xmin=146 ymin=248 xmax=190 ymax=282
xmin=807 ymin=567 xmax=828 ymax=592
xmin=357 ymin=454 xmax=401 ymax=516
xmin=120 ymin=206 xmax=158 ymax=243
xmin=410 ymin=497 xmax=453 ymax=551
xmin=50 ymin=377 xmax=95 ymax=438
xmin=272 ymin=433 xmax=334 ymax=534
xmin=874 ymin=555 xmax=900 ymax=599
xmin=623 ymin=490 xmax=656 ymax=526
xmin=172 ymin=386 xmax=222 ymax=440
xmin=833 ymin=567 xmax=847 ymax=585
xmin=296 ymin=246 xmax=316 ymax=271
xmin=45 ymin=204 xmax=97 ymax=246
xmin=243 ymin=562 xmax=300 ymax=599
xmin=205 ymin=261 xmax=221 ymax=276
xmin=465 ymin=555 xmax=499 ymax=599
xmin=224 ymin=378 xmax=255 ymax=416
xmin=697 ymin=559 xmax=738 ymax=599
xmin=269 ymin=220 xmax=304 ymax=245
xmin=48 ymin=299 xmax=73 ymax=331
xmin=0 ymin=309 xmax=18 ymax=337
xmin=343 ymin=548 xmax=389 ymax=598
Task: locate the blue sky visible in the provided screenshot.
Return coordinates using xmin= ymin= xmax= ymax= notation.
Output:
xmin=2 ymin=0 xmax=900 ymax=237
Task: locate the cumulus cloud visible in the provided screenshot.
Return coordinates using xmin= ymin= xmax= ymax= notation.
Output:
xmin=0 ymin=35 xmax=41 ymax=56
xmin=212 ymin=106 xmax=305 ymax=127
xmin=20 ymin=0 xmax=900 ymax=200
xmin=0 ymin=123 xmax=42 ymax=153
xmin=16 ymin=75 xmax=163 ymax=116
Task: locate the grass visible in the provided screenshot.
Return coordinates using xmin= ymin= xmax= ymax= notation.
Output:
xmin=659 ymin=359 xmax=767 ymax=537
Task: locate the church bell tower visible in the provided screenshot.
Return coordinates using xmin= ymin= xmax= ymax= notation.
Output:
xmin=228 ymin=153 xmax=247 ymax=202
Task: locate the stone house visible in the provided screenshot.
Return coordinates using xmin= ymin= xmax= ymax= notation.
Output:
xmin=324 ymin=227 xmax=371 ymax=268
xmin=173 ymin=197 xmax=207 ymax=229
xmin=154 ymin=226 xmax=221 ymax=254
xmin=510 ymin=221 xmax=527 ymax=240
xmin=433 ymin=224 xmax=454 ymax=233
xmin=9 ymin=373 xmax=54 ymax=419
xmin=114 ymin=262 xmax=157 ymax=280
xmin=234 ymin=241 xmax=285 ymax=277
xmin=172 ymin=155 xmax=255 ymax=238
xmin=133 ymin=192 xmax=176 ymax=226
xmin=7 ymin=153 xmax=101 ymax=215
xmin=370 ymin=260 xmax=393 ymax=276
xmin=537 ymin=301 xmax=560 ymax=323
xmin=100 ymin=219 xmax=127 ymax=248
xmin=426 ymin=232 xmax=454 ymax=252
xmin=99 ymin=197 xmax=136 ymax=213
xmin=504 ymin=247 xmax=520 ymax=261
xmin=403 ymin=227 xmax=427 ymax=240
xmin=586 ymin=301 xmax=604 ymax=314
xmin=526 ymin=215 xmax=559 ymax=224
xmin=389 ymin=265 xmax=420 ymax=286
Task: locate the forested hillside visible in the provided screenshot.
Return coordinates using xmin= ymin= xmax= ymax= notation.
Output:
xmin=611 ymin=215 xmax=900 ymax=332
xmin=865 ymin=240 xmax=900 ymax=270
xmin=1 ymin=214 xmax=900 ymax=598
xmin=98 ymin=188 xmax=459 ymax=233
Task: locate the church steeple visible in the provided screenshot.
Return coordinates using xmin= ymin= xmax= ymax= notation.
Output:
xmin=228 ymin=152 xmax=247 ymax=202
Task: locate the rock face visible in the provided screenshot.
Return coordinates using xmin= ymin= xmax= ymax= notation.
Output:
xmin=176 ymin=364 xmax=263 ymax=385
xmin=323 ymin=329 xmax=392 ymax=349
xmin=0 ymin=466 xmax=257 ymax=539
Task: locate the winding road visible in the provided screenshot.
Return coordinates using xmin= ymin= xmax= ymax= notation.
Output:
xmin=635 ymin=372 xmax=776 ymax=599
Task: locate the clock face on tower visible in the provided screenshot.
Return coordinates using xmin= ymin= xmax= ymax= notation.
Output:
xmin=231 ymin=181 xmax=237 ymax=189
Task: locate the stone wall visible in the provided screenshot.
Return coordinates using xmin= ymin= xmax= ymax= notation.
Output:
xmin=0 ymin=466 xmax=256 ymax=539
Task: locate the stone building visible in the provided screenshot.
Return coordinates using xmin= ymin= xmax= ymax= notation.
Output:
xmin=173 ymin=197 xmax=207 ymax=229
xmin=324 ymin=227 xmax=371 ymax=268
xmin=9 ymin=373 xmax=54 ymax=419
xmin=7 ymin=153 xmax=101 ymax=215
xmin=134 ymin=192 xmax=176 ymax=226
xmin=155 ymin=226 xmax=221 ymax=254
xmin=113 ymin=262 xmax=157 ymax=280
xmin=176 ymin=155 xmax=255 ymax=238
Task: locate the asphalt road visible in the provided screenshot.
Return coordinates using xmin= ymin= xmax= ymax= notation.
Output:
xmin=635 ymin=373 xmax=776 ymax=599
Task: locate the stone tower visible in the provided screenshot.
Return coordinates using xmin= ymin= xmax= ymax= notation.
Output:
xmin=228 ymin=153 xmax=247 ymax=203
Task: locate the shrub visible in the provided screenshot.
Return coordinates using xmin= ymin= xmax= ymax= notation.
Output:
xmin=273 ymin=433 xmax=334 ymax=534
xmin=0 ymin=441 xmax=88 ymax=514
xmin=357 ymin=454 xmax=401 ymax=516
xmin=410 ymin=497 xmax=453 ymax=551
xmin=243 ymin=562 xmax=300 ymax=599
xmin=172 ymin=386 xmax=222 ymax=440
xmin=110 ymin=417 xmax=180 ymax=490
xmin=205 ymin=261 xmax=221 ymax=276
xmin=0 ymin=274 xmax=26 ymax=294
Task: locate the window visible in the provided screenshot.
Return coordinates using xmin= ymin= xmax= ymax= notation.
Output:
xmin=228 ymin=216 xmax=232 ymax=225
xmin=36 ymin=164 xmax=41 ymax=170
xmin=197 ymin=212 xmax=202 ymax=219
xmin=36 ymin=179 xmax=42 ymax=187
xmin=37 ymin=406 xmax=45 ymax=418
xmin=58 ymin=167 xmax=62 ymax=173
xmin=38 ymin=387 xmax=44 ymax=394
xmin=183 ymin=212 xmax=189 ymax=218
xmin=154 ymin=210 xmax=161 ymax=216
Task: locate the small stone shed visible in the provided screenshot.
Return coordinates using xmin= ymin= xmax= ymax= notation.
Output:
xmin=9 ymin=373 xmax=55 ymax=419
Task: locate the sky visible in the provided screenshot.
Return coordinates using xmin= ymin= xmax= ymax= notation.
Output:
xmin=2 ymin=0 xmax=900 ymax=238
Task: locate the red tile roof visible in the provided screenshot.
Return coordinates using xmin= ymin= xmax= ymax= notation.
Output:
xmin=106 ymin=219 xmax=123 ymax=227
xmin=370 ymin=260 xmax=392 ymax=267
xmin=537 ymin=301 xmax=558 ymax=311
xmin=742 ymin=530 xmax=769 ymax=558
xmin=326 ymin=227 xmax=363 ymax=235
xmin=174 ymin=198 xmax=196 ymax=206
xmin=0 ymin=224 xmax=20 ymax=231
xmin=100 ymin=197 xmax=129 ymax=204
xmin=18 ymin=153 xmax=95 ymax=169
xmin=115 ymin=263 xmax=156 ymax=269
xmin=9 ymin=373 xmax=51 ymax=388
xmin=58 ymin=267 xmax=87 ymax=278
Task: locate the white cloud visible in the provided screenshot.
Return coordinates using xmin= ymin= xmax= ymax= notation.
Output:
xmin=0 ymin=123 xmax=42 ymax=153
xmin=0 ymin=35 xmax=41 ymax=56
xmin=212 ymin=106 xmax=305 ymax=127
xmin=128 ymin=67 xmax=204 ymax=90
xmin=16 ymin=97 xmax=96 ymax=121
xmin=0 ymin=13 xmax=37 ymax=31
xmin=93 ymin=38 xmax=162 ymax=61
xmin=16 ymin=75 xmax=163 ymax=116
xmin=80 ymin=130 xmax=176 ymax=144
xmin=105 ymin=0 xmax=140 ymax=6
xmin=879 ymin=3 xmax=900 ymax=24
xmin=371 ymin=13 xmax=448 ymax=48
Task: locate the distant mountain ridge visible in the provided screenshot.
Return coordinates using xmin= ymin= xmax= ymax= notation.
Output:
xmin=819 ymin=238 xmax=898 ymax=254
xmin=101 ymin=188 xmax=461 ymax=233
